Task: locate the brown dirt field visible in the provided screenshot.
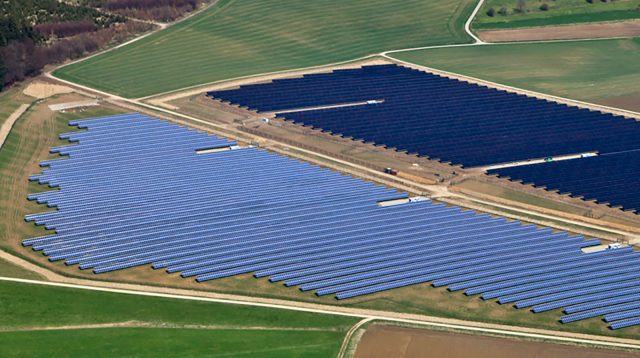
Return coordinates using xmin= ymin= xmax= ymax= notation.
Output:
xmin=478 ymin=20 xmax=640 ymax=42
xmin=598 ymin=95 xmax=640 ymax=113
xmin=354 ymin=325 xmax=640 ymax=358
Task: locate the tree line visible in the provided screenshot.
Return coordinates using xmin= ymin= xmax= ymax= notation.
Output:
xmin=0 ymin=0 xmax=137 ymax=91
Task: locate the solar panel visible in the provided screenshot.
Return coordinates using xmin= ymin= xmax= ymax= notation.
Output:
xmin=207 ymin=65 xmax=640 ymax=168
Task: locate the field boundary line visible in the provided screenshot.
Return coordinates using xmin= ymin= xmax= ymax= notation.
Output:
xmin=0 ymin=322 xmax=341 ymax=333
xmin=1 ymin=276 xmax=640 ymax=351
xmin=0 ymin=104 xmax=30 ymax=150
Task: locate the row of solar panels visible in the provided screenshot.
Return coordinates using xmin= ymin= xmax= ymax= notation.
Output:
xmin=207 ymin=64 xmax=640 ymax=168
xmin=489 ymin=151 xmax=640 ymax=213
xmin=24 ymin=114 xmax=640 ymax=329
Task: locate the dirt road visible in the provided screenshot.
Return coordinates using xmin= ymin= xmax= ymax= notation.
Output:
xmin=0 ymin=104 xmax=30 ymax=150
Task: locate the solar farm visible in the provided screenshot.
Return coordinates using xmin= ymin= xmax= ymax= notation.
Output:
xmin=19 ymin=113 xmax=640 ymax=330
xmin=208 ymin=65 xmax=640 ymax=168
xmin=4 ymin=0 xmax=640 ymax=355
xmin=208 ymin=64 xmax=640 ymax=215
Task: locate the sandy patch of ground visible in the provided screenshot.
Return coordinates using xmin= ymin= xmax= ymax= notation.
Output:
xmin=354 ymin=325 xmax=639 ymax=358
xmin=23 ymin=81 xmax=74 ymax=99
xmin=478 ymin=20 xmax=640 ymax=43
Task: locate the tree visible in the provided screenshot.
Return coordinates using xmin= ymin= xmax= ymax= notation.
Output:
xmin=486 ymin=7 xmax=496 ymax=17
xmin=515 ymin=0 xmax=526 ymax=13
xmin=498 ymin=6 xmax=508 ymax=15
xmin=540 ymin=3 xmax=549 ymax=11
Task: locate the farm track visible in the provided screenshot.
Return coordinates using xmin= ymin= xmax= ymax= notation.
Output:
xmin=0 ymin=321 xmax=341 ymax=333
xmin=0 ymin=104 xmax=30 ymax=150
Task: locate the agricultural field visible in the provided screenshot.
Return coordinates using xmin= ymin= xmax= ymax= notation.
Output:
xmin=54 ymin=0 xmax=478 ymax=98
xmin=391 ymin=37 xmax=640 ymax=112
xmin=474 ymin=0 xmax=640 ymax=29
xmin=0 ymin=280 xmax=356 ymax=357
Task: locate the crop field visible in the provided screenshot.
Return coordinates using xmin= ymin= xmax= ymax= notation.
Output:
xmin=391 ymin=38 xmax=640 ymax=112
xmin=53 ymin=0 xmax=477 ymax=98
xmin=474 ymin=0 xmax=640 ymax=29
xmin=0 ymin=281 xmax=356 ymax=357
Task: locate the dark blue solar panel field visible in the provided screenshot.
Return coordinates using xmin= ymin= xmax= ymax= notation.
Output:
xmin=207 ymin=64 xmax=640 ymax=168
xmin=488 ymin=151 xmax=640 ymax=214
xmin=23 ymin=113 xmax=640 ymax=329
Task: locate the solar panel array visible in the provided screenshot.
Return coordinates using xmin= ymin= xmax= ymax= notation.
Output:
xmin=207 ymin=64 xmax=640 ymax=168
xmin=488 ymin=151 xmax=640 ymax=214
xmin=24 ymin=114 xmax=640 ymax=329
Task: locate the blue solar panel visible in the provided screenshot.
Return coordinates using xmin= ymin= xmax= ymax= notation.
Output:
xmin=207 ymin=65 xmax=640 ymax=168
xmin=23 ymin=113 xmax=640 ymax=330
xmin=488 ymin=151 xmax=640 ymax=214
xmin=609 ymin=317 xmax=640 ymax=330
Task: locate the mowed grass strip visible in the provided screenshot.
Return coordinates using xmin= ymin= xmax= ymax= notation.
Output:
xmin=54 ymin=0 xmax=477 ymax=98
xmin=0 ymin=281 xmax=357 ymax=357
xmin=391 ymin=38 xmax=640 ymax=111
xmin=0 ymin=328 xmax=345 ymax=358
xmin=474 ymin=0 xmax=640 ymax=29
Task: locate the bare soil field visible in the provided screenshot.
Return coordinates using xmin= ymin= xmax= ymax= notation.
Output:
xmin=354 ymin=325 xmax=640 ymax=358
xmin=599 ymin=94 xmax=640 ymax=113
xmin=478 ymin=20 xmax=640 ymax=42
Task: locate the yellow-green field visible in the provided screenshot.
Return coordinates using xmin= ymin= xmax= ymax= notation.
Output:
xmin=391 ymin=38 xmax=640 ymax=112
xmin=54 ymin=0 xmax=477 ymax=98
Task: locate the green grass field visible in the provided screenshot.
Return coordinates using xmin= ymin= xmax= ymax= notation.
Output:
xmin=54 ymin=0 xmax=477 ymax=98
xmin=0 ymin=281 xmax=357 ymax=357
xmin=0 ymin=258 xmax=44 ymax=280
xmin=391 ymin=38 xmax=640 ymax=112
xmin=474 ymin=0 xmax=640 ymax=29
